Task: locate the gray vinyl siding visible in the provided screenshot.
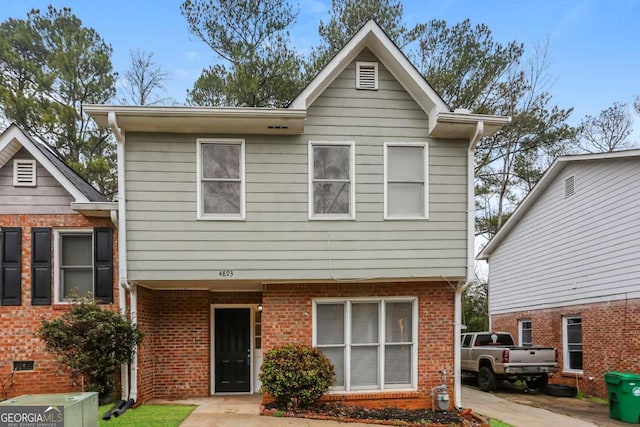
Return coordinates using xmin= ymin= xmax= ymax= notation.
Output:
xmin=124 ymin=50 xmax=469 ymax=282
xmin=489 ymin=158 xmax=640 ymax=314
xmin=0 ymin=148 xmax=75 ymax=214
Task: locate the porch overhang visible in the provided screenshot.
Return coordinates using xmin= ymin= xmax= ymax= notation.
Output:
xmin=83 ymin=104 xmax=307 ymax=135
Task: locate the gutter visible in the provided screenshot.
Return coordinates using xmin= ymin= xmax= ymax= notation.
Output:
xmin=108 ymin=113 xmax=137 ymax=402
xmin=454 ymin=120 xmax=485 ymax=409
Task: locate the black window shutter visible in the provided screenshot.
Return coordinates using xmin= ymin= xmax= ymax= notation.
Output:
xmin=31 ymin=228 xmax=51 ymax=305
xmin=1 ymin=227 xmax=22 ymax=306
xmin=93 ymin=228 xmax=113 ymax=304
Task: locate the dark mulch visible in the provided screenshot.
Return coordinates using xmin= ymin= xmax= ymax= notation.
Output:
xmin=270 ymin=402 xmax=466 ymax=426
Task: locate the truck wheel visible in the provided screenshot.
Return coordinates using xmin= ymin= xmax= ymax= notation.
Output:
xmin=478 ymin=366 xmax=496 ymax=392
xmin=545 ymin=384 xmax=577 ymax=397
xmin=526 ymin=374 xmax=548 ymax=391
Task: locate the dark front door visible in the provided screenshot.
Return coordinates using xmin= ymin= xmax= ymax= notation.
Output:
xmin=215 ymin=308 xmax=251 ymax=392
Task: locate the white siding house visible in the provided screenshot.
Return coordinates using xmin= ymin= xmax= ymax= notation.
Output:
xmin=478 ymin=150 xmax=640 ymax=398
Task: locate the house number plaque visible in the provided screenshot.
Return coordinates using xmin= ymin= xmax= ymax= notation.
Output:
xmin=219 ymin=270 xmax=234 ymax=278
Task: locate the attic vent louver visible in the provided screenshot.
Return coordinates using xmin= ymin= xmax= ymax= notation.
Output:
xmin=13 ymin=159 xmax=36 ymax=187
xmin=564 ymin=175 xmax=575 ymax=198
xmin=356 ymin=62 xmax=378 ymax=90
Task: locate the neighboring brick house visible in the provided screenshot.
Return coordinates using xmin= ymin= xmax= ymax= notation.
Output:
xmin=478 ymin=150 xmax=640 ymax=398
xmin=0 ymin=124 xmax=118 ymax=399
xmin=85 ymin=21 xmax=510 ymax=408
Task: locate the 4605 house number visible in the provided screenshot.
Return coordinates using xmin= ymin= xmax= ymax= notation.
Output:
xmin=219 ymin=270 xmax=234 ymax=278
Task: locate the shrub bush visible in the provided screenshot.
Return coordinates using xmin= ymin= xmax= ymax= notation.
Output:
xmin=259 ymin=343 xmax=335 ymax=409
xmin=38 ymin=299 xmax=142 ymax=400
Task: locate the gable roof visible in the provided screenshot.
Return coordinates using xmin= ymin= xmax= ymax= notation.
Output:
xmin=85 ymin=20 xmax=509 ymax=140
xmin=0 ymin=124 xmax=106 ymax=202
xmin=477 ymin=149 xmax=640 ymax=260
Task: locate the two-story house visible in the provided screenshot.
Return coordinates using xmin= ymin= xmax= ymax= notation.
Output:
xmin=478 ymin=151 xmax=640 ymax=398
xmin=86 ymin=21 xmax=509 ymax=408
xmin=0 ymin=124 xmax=117 ymax=398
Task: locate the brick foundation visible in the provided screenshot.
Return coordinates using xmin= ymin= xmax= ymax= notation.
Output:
xmin=492 ymin=298 xmax=640 ymax=398
xmin=0 ymin=214 xmax=118 ymax=399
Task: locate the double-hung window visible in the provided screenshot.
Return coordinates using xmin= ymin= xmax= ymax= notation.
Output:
xmin=519 ymin=319 xmax=533 ymax=347
xmin=563 ymin=316 xmax=583 ymax=373
xmin=314 ymin=298 xmax=416 ymax=392
xmin=308 ymin=141 xmax=355 ymax=219
xmin=54 ymin=228 xmax=113 ymax=304
xmin=384 ymin=142 xmax=428 ymax=219
xmin=197 ymin=139 xmax=245 ymax=220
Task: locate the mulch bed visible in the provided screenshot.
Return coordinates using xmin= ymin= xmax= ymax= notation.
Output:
xmin=263 ymin=402 xmax=472 ymax=426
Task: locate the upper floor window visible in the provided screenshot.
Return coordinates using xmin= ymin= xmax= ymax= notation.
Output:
xmin=519 ymin=319 xmax=532 ymax=347
xmin=308 ymin=141 xmax=355 ymax=220
xmin=563 ymin=315 xmax=583 ymax=373
xmin=384 ymin=142 xmax=428 ymax=219
xmin=197 ymin=139 xmax=245 ymax=220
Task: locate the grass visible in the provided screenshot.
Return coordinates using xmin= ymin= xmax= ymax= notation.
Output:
xmin=576 ymin=391 xmax=608 ymax=405
xmin=489 ymin=419 xmax=515 ymax=427
xmin=98 ymin=404 xmax=196 ymax=427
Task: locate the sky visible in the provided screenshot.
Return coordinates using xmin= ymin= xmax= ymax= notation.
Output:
xmin=1 ymin=0 xmax=639 ymax=127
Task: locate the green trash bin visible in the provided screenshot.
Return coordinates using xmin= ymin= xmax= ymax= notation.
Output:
xmin=605 ymin=372 xmax=640 ymax=423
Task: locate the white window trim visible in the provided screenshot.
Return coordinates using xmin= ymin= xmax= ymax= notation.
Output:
xmin=356 ymin=61 xmax=378 ymax=90
xmin=383 ymin=142 xmax=429 ymax=220
xmin=312 ymin=297 xmax=418 ymax=393
xmin=196 ymin=138 xmax=246 ymax=221
xmin=54 ymin=228 xmax=94 ymax=304
xmin=562 ymin=315 xmax=583 ymax=374
xmin=13 ymin=159 xmax=37 ymax=187
xmin=518 ymin=319 xmax=532 ymax=347
xmin=308 ymin=141 xmax=356 ymax=220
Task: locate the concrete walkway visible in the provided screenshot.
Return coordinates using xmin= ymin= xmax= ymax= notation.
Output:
xmin=462 ymin=386 xmax=600 ymax=427
xmin=150 ymin=389 xmax=622 ymax=427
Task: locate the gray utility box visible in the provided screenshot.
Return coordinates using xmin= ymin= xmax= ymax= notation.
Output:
xmin=0 ymin=392 xmax=98 ymax=427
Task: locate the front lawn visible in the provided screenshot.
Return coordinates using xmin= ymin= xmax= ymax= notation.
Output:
xmin=98 ymin=404 xmax=196 ymax=427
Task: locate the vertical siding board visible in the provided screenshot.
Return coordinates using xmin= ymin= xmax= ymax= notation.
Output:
xmin=489 ymin=159 xmax=640 ymax=314
xmin=124 ymin=50 xmax=469 ymax=281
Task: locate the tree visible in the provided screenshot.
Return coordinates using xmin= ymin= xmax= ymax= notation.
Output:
xmin=0 ymin=7 xmax=117 ymax=197
xmin=308 ymin=0 xmax=424 ymax=77
xmin=180 ymin=0 xmax=304 ymax=107
xmin=120 ymin=49 xmax=171 ymax=105
xmin=462 ymin=280 xmax=489 ymax=332
xmin=574 ymin=102 xmax=635 ymax=153
xmin=38 ymin=300 xmax=142 ymax=400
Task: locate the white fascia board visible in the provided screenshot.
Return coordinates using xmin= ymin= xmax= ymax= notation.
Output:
xmin=0 ymin=125 xmax=89 ymax=202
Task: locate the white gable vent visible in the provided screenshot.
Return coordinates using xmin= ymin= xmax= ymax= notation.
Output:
xmin=13 ymin=159 xmax=37 ymax=187
xmin=356 ymin=62 xmax=378 ymax=90
xmin=564 ymin=175 xmax=575 ymax=198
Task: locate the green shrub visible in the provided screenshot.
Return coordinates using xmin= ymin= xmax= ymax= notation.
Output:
xmin=38 ymin=299 xmax=142 ymax=400
xmin=259 ymin=343 xmax=335 ymax=409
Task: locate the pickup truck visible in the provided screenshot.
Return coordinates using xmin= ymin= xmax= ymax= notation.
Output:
xmin=461 ymin=332 xmax=557 ymax=392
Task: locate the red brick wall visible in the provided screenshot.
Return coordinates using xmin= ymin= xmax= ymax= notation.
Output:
xmin=0 ymin=214 xmax=118 ymax=398
xmin=262 ymin=282 xmax=455 ymax=409
xmin=492 ymin=298 xmax=640 ymax=398
xmin=136 ymin=289 xmax=210 ymax=401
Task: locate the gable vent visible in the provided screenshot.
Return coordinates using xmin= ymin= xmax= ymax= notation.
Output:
xmin=356 ymin=62 xmax=378 ymax=90
xmin=564 ymin=175 xmax=575 ymax=198
xmin=13 ymin=160 xmax=36 ymax=187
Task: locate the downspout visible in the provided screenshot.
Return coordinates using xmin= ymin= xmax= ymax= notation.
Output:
xmin=454 ymin=120 xmax=484 ymax=409
xmin=108 ymin=112 xmax=134 ymax=402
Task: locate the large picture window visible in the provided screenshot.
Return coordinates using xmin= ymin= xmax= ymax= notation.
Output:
xmin=384 ymin=143 xmax=428 ymax=219
xmin=563 ymin=316 xmax=583 ymax=373
xmin=197 ymin=139 xmax=245 ymax=220
xmin=314 ymin=298 xmax=416 ymax=392
xmin=308 ymin=141 xmax=355 ymax=219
